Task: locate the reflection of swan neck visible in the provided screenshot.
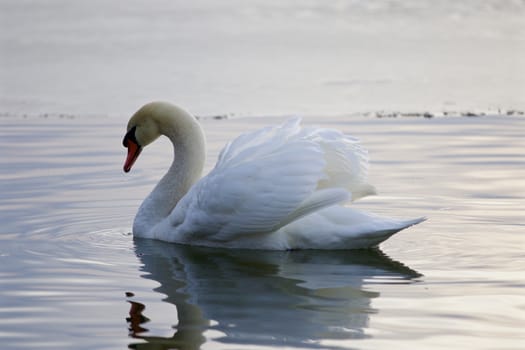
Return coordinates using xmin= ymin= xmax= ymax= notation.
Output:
xmin=134 ymin=110 xmax=206 ymax=234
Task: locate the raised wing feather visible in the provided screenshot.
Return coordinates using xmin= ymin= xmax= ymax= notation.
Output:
xmin=303 ymin=127 xmax=376 ymax=200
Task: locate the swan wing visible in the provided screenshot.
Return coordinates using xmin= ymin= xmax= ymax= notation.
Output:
xmin=216 ymin=118 xmax=376 ymax=199
xmin=157 ymin=119 xmax=329 ymax=242
xmin=303 ymin=127 xmax=376 ymax=200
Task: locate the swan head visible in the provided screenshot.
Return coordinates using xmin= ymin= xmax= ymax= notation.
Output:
xmin=123 ymin=101 xmax=204 ymax=173
xmin=122 ymin=103 xmax=165 ymax=172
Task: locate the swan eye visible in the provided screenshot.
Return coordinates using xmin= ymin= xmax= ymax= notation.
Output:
xmin=123 ymin=126 xmax=139 ymax=147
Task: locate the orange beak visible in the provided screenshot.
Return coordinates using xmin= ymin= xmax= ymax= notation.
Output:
xmin=124 ymin=139 xmax=141 ymax=173
xmin=123 ymin=126 xmax=142 ymax=173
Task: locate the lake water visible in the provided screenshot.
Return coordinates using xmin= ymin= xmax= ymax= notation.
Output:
xmin=1 ymin=114 xmax=524 ymax=350
xmin=1 ymin=1 xmax=525 ymax=349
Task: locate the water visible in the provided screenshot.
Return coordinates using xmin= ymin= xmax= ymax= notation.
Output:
xmin=1 ymin=114 xmax=524 ymax=349
xmin=1 ymin=1 xmax=525 ymax=349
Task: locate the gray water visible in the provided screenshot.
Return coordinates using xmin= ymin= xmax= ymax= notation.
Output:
xmin=1 ymin=115 xmax=524 ymax=349
xmin=1 ymin=1 xmax=525 ymax=349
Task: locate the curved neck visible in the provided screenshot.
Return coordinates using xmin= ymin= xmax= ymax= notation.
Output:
xmin=134 ymin=114 xmax=206 ymax=235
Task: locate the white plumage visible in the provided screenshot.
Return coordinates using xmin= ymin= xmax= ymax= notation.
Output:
xmin=123 ymin=102 xmax=424 ymax=249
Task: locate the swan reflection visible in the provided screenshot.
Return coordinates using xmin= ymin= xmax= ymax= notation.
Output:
xmin=128 ymin=239 xmax=421 ymax=349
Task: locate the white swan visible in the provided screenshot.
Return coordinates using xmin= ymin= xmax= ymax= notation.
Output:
xmin=123 ymin=102 xmax=424 ymax=250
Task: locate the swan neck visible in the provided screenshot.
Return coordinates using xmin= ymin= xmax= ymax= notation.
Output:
xmin=165 ymin=122 xmax=206 ymax=197
xmin=134 ymin=112 xmax=206 ymax=235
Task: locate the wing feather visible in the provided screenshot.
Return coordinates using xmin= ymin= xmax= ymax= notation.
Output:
xmin=304 ymin=127 xmax=376 ymax=199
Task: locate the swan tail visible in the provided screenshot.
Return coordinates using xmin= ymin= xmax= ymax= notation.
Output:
xmin=399 ymin=216 xmax=427 ymax=228
xmin=283 ymin=207 xmax=426 ymax=250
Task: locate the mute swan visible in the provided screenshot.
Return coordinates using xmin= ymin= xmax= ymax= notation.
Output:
xmin=123 ymin=102 xmax=424 ymax=249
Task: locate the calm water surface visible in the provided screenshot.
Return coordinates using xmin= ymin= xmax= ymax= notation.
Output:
xmin=1 ymin=115 xmax=524 ymax=349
